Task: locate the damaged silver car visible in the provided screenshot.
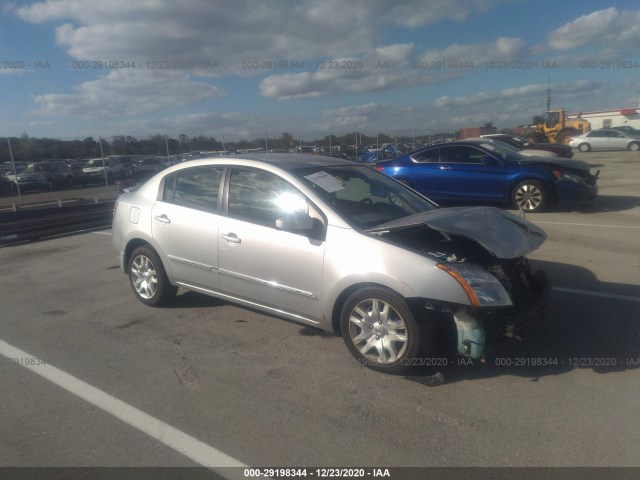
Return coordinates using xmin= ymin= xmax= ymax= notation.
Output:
xmin=112 ymin=154 xmax=550 ymax=373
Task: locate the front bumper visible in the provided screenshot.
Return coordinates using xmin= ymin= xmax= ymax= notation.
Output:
xmin=481 ymin=269 xmax=551 ymax=348
xmin=556 ymin=177 xmax=598 ymax=209
xmin=447 ymin=269 xmax=551 ymax=360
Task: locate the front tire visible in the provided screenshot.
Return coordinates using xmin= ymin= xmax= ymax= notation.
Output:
xmin=128 ymin=246 xmax=177 ymax=307
xmin=512 ymin=180 xmax=547 ymax=212
xmin=340 ymin=287 xmax=422 ymax=373
xmin=628 ymin=142 xmax=640 ymax=152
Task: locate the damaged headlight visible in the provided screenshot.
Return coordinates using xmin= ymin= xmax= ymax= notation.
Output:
xmin=437 ymin=263 xmax=512 ymax=307
xmin=553 ymin=170 xmax=585 ymax=183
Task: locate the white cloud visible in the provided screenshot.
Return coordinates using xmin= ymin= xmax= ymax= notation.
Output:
xmin=15 ymin=0 xmax=377 ymax=66
xmin=31 ymin=69 xmax=224 ymax=117
xmin=14 ymin=0 xmax=519 ymax=68
xmin=549 ymin=8 xmax=640 ymax=50
xmin=387 ymin=0 xmax=518 ymax=27
xmin=259 ymin=43 xmax=464 ymax=100
xmin=420 ymin=37 xmax=530 ymax=64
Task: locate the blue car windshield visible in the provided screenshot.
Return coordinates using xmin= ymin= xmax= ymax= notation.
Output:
xmin=293 ymin=165 xmax=436 ymax=230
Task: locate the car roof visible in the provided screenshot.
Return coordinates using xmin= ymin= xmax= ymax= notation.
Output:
xmin=418 ymin=139 xmax=493 ymax=148
xmin=190 ymin=153 xmax=355 ymax=170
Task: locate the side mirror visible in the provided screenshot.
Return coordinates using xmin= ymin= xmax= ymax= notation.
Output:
xmin=275 ymin=212 xmax=314 ymax=232
xmin=480 ymin=156 xmax=499 ymax=166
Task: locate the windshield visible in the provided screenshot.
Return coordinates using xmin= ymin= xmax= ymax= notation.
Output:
xmin=293 ymin=165 xmax=436 ymax=230
xmin=511 ymin=136 xmax=532 ymax=146
xmin=479 ymin=141 xmax=526 ymax=162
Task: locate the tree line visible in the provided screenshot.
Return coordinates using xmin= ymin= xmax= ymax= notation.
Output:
xmin=1 ymin=130 xmax=453 ymax=163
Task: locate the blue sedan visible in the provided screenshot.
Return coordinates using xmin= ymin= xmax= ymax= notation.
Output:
xmin=375 ymin=140 xmax=599 ymax=212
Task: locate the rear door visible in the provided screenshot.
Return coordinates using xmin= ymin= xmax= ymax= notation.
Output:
xmin=151 ymin=165 xmax=225 ymax=290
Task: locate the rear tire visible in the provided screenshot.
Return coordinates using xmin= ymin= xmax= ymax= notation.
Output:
xmin=128 ymin=246 xmax=177 ymax=307
xmin=628 ymin=142 xmax=640 ymax=152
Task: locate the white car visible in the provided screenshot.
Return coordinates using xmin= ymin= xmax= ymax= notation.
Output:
xmin=82 ymin=157 xmax=125 ymax=184
xmin=112 ymin=154 xmax=551 ymax=373
xmin=568 ymin=129 xmax=640 ymax=152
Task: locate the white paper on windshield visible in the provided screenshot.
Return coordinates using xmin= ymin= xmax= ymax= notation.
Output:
xmin=304 ymin=171 xmax=345 ymax=193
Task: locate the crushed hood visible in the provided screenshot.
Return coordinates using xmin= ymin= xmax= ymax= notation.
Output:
xmin=368 ymin=206 xmax=547 ymax=259
xmin=517 ymin=157 xmax=591 ymax=171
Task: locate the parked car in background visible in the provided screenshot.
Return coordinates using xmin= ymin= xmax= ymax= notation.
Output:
xmin=134 ymin=156 xmax=170 ymax=178
xmin=611 ymin=125 xmax=640 ymax=136
xmin=568 ymin=129 xmax=640 ymax=152
xmin=473 ymin=137 xmax=557 ymax=158
xmin=376 ymin=139 xmax=599 ymax=212
xmin=82 ymin=157 xmax=125 ymax=184
xmin=6 ymin=160 xmax=75 ymax=191
xmin=108 ymin=155 xmax=136 ymax=178
xmin=112 ymin=154 xmax=550 ymax=373
xmin=64 ymin=159 xmax=88 ymax=185
xmin=0 ymin=174 xmax=17 ymax=196
xmin=481 ymin=134 xmax=573 ymax=158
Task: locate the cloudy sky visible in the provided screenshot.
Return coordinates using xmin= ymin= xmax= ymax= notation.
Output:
xmin=1 ymin=0 xmax=640 ymax=140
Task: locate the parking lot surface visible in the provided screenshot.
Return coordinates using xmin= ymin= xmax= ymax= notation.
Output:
xmin=1 ymin=151 xmax=639 ymax=471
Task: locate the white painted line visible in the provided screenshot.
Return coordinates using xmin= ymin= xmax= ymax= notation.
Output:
xmin=92 ymin=231 xmax=112 ymax=235
xmin=0 ymin=339 xmax=247 ymax=476
xmin=535 ymin=221 xmax=640 ymax=229
xmin=553 ymin=287 xmax=640 ymax=303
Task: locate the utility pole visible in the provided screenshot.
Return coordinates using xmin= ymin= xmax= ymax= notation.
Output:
xmin=546 ymin=76 xmax=551 ymax=112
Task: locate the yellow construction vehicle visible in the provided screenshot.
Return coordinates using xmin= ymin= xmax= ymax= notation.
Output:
xmin=521 ymin=110 xmax=591 ymax=144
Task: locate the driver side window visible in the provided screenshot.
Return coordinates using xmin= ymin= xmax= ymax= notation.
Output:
xmin=228 ymin=167 xmax=308 ymax=226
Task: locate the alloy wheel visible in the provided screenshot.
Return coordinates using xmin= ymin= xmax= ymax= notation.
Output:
xmin=347 ymin=298 xmax=408 ymax=364
xmin=130 ymin=254 xmax=158 ymax=299
xmin=514 ymin=184 xmax=543 ymax=211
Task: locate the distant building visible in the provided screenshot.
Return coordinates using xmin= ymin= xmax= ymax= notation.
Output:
xmin=567 ymin=105 xmax=640 ymax=130
xmin=457 ymin=126 xmax=497 ymax=140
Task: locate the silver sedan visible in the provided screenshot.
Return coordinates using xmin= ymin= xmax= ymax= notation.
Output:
xmin=569 ymin=129 xmax=640 ymax=152
xmin=112 ymin=154 xmax=550 ymax=373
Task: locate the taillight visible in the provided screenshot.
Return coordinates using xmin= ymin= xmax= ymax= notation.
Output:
xmin=552 ymin=169 xmax=564 ymax=178
xmin=375 ymin=166 xmax=384 ymax=172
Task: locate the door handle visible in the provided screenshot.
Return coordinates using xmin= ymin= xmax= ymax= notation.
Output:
xmin=154 ymin=214 xmax=170 ymax=224
xmin=439 ymin=165 xmax=452 ymax=170
xmin=220 ymin=233 xmax=241 ymax=244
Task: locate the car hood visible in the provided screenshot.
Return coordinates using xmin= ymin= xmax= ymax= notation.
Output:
xmin=517 ymin=149 xmax=556 ymax=158
xmin=517 ymin=157 xmax=591 ymax=171
xmin=368 ymin=206 xmax=546 ymax=259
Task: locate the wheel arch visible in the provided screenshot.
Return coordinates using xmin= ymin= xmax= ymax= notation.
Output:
xmin=330 ymin=281 xmax=444 ymax=336
xmin=331 ymin=282 xmax=407 ymax=335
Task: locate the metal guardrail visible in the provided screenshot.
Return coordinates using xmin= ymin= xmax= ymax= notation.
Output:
xmin=0 ymin=201 xmax=115 ymax=244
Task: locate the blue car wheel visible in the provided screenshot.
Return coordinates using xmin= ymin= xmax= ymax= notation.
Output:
xmin=512 ymin=180 xmax=547 ymax=212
